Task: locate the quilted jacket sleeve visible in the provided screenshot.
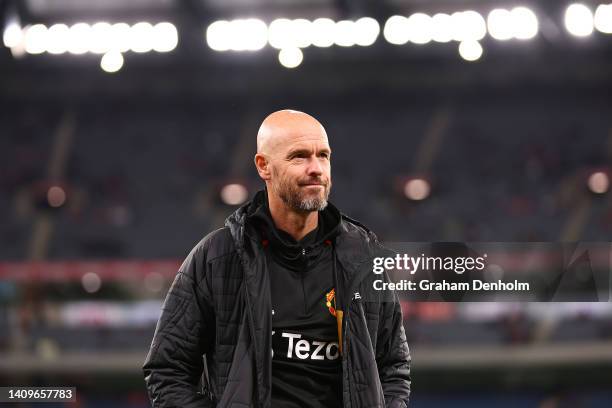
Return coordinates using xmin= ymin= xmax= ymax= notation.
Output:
xmin=376 ymin=289 xmax=412 ymax=408
xmin=143 ymin=240 xmax=215 ymax=408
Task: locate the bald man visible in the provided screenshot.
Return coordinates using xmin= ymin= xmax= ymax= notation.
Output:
xmin=144 ymin=110 xmax=411 ymax=408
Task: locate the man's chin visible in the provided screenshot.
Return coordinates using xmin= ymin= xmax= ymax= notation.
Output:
xmin=300 ymin=191 xmax=325 ymax=202
xmin=296 ymin=194 xmax=329 ymax=211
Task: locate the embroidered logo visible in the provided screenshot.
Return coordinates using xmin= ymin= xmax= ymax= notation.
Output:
xmin=325 ymin=288 xmax=336 ymax=317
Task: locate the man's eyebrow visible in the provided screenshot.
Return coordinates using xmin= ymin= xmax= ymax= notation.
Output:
xmin=286 ymin=148 xmax=311 ymax=157
xmin=286 ymin=146 xmax=331 ymax=157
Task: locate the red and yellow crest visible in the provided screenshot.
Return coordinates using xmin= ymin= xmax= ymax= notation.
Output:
xmin=325 ymin=288 xmax=336 ymax=317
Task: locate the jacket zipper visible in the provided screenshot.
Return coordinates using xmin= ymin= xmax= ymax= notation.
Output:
xmin=242 ymin=263 xmax=263 ymax=408
xmin=342 ymin=297 xmax=354 ymax=408
xmin=301 ymin=247 xmax=307 ymax=314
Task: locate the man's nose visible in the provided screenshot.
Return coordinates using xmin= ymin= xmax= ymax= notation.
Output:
xmin=306 ymin=157 xmax=323 ymax=175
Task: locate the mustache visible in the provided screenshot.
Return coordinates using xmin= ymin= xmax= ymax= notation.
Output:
xmin=298 ymin=178 xmax=329 ymax=186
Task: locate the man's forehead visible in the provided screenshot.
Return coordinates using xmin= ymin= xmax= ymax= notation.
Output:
xmin=257 ymin=109 xmax=328 ymax=154
xmin=264 ymin=126 xmax=329 ymax=155
xmin=279 ymin=131 xmax=329 ymax=149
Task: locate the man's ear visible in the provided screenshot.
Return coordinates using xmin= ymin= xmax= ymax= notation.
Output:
xmin=254 ymin=153 xmax=271 ymax=181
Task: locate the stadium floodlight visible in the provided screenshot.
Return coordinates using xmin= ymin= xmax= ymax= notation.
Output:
xmin=311 ymin=18 xmax=335 ymax=47
xmin=594 ymin=4 xmax=612 ymax=34
xmin=206 ymin=20 xmax=231 ymax=51
xmin=451 ymin=11 xmax=486 ymax=42
xmin=246 ymin=19 xmax=269 ymax=51
xmin=24 ymin=24 xmax=48 ymax=54
xmin=109 ymin=23 xmax=131 ymax=53
xmin=431 ymin=13 xmax=453 ymax=43
xmin=565 ymin=3 xmax=594 ymax=37
xmin=67 ymin=23 xmax=91 ymax=54
xmin=487 ymin=9 xmax=514 ymax=40
xmin=383 ymin=15 xmax=410 ymax=45
xmin=226 ymin=20 xmax=245 ymax=51
xmin=588 ymin=171 xmax=610 ymax=194
xmin=225 ymin=19 xmax=268 ymax=51
xmin=354 ymin=17 xmax=380 ymax=46
xmin=47 ymin=186 xmax=66 ymax=208
xmin=8 ymin=19 xmax=179 ymax=56
xmin=152 ymin=22 xmax=178 ymax=52
xmin=334 ymin=20 xmax=356 ymax=47
xmin=458 ymin=40 xmax=483 ymax=61
xmin=269 ymin=18 xmax=295 ymax=49
xmin=291 ymin=19 xmax=313 ymax=48
xmin=511 ymin=7 xmax=539 ymax=40
xmin=9 ymin=43 xmax=25 ymax=58
xmin=220 ymin=183 xmax=249 ymax=205
xmin=3 ymin=21 xmax=23 ymax=48
xmin=82 ymin=272 xmax=102 ymax=293
xmin=407 ymin=13 xmax=433 ymax=44
xmin=130 ymin=22 xmax=154 ymax=53
xmin=404 ymin=178 xmax=431 ymax=201
xmin=278 ymin=47 xmax=303 ymax=68
xmin=488 ymin=7 xmax=539 ymax=41
xmin=90 ymin=22 xmax=112 ymax=54
xmin=46 ymin=24 xmax=70 ymax=54
xmin=100 ymin=50 xmax=124 ymax=73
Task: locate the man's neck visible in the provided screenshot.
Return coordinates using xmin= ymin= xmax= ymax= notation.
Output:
xmin=268 ymin=195 xmax=318 ymax=241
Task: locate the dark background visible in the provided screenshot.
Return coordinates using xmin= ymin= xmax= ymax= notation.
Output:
xmin=1 ymin=0 xmax=612 ymax=407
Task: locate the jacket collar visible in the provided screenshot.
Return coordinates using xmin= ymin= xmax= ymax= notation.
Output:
xmin=226 ymin=189 xmax=379 ymax=290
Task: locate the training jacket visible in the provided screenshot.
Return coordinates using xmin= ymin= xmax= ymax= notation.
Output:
xmin=143 ymin=190 xmax=411 ymax=408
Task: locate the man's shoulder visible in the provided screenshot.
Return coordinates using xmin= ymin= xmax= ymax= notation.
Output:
xmin=337 ymin=213 xmax=394 ymax=260
xmin=190 ymin=226 xmax=237 ymax=262
xmin=339 ymin=214 xmax=379 ymax=243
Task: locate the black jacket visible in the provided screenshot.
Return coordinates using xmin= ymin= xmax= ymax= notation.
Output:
xmin=143 ymin=191 xmax=411 ymax=407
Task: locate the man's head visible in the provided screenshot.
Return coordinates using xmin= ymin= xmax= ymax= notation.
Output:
xmin=254 ymin=109 xmax=332 ymax=212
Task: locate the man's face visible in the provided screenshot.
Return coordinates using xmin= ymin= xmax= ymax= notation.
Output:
xmin=268 ymin=131 xmax=332 ymax=212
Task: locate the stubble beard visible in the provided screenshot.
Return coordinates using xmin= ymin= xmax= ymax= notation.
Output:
xmin=272 ymin=168 xmax=331 ymax=212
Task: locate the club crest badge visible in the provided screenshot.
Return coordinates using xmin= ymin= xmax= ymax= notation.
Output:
xmin=325 ymin=288 xmax=336 ymax=317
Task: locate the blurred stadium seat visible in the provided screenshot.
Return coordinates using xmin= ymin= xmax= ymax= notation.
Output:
xmin=2 ymin=0 xmax=612 ymax=407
